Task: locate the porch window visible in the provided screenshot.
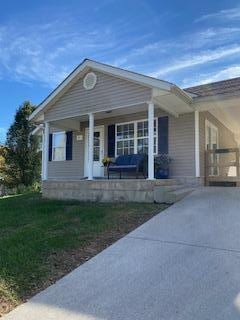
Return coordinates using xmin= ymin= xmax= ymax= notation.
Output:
xmin=116 ymin=119 xmax=157 ymax=156
xmin=137 ymin=120 xmax=157 ymax=154
xmin=52 ymin=132 xmax=66 ymax=161
xmin=116 ymin=123 xmax=134 ymax=155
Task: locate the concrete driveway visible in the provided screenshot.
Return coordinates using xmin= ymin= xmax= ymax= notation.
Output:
xmin=4 ymin=187 xmax=240 ymax=319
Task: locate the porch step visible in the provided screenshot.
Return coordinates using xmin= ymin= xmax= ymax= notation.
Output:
xmin=154 ymin=185 xmax=195 ymax=204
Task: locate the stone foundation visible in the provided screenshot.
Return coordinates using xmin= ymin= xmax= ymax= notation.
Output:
xmin=42 ymin=179 xmax=178 ymax=202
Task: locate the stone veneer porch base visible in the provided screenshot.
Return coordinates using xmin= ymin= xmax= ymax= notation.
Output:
xmin=42 ymin=179 xmax=179 ymax=203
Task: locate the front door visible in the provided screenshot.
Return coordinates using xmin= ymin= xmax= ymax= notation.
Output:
xmin=84 ymin=126 xmax=104 ymax=177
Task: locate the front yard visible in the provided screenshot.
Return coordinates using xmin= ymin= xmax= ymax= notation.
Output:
xmin=0 ymin=192 xmax=167 ymax=316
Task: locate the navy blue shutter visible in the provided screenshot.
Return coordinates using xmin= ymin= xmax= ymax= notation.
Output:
xmin=158 ymin=117 xmax=169 ymax=154
xmin=48 ymin=134 xmax=53 ymax=161
xmin=108 ymin=125 xmax=115 ymax=157
xmin=66 ymin=131 xmax=73 ymax=160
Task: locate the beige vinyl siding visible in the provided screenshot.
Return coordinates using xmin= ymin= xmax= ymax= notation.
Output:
xmin=44 ymin=71 xmax=152 ymax=122
xmin=48 ymin=129 xmax=84 ymax=180
xmin=47 ymin=110 xmax=196 ymax=180
xmin=199 ymin=111 xmax=238 ymax=177
xmin=95 ymin=110 xmax=195 ymax=178
xmin=169 ymin=112 xmax=195 ymax=177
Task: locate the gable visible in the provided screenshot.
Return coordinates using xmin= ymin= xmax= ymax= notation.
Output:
xmin=44 ymin=70 xmax=152 ymax=122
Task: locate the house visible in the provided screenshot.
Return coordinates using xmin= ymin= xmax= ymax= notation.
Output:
xmin=30 ymin=59 xmax=240 ymax=202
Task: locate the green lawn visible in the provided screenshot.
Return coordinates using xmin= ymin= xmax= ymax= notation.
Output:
xmin=0 ymin=192 xmax=167 ymax=315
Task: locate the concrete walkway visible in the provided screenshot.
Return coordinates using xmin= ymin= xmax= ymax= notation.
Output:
xmin=4 ymin=187 xmax=240 ymax=319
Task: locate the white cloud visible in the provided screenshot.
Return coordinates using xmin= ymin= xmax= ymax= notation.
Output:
xmin=0 ymin=21 xmax=117 ymax=88
xmin=149 ymin=45 xmax=240 ymax=78
xmin=110 ymin=26 xmax=240 ymax=74
xmin=183 ymin=65 xmax=240 ymax=88
xmin=196 ymin=7 xmax=240 ymax=22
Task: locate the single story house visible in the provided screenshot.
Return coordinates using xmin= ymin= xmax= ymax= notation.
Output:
xmin=30 ymin=59 xmax=240 ymax=202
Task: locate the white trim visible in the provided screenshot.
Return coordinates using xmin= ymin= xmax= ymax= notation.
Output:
xmin=194 ymin=111 xmax=200 ymax=177
xmin=31 ymin=124 xmax=44 ymax=135
xmin=52 ymin=131 xmax=66 ymax=162
xmin=43 ymin=122 xmax=49 ymax=180
xmin=29 ymin=59 xmax=188 ymax=122
xmin=84 ymin=125 xmax=104 ymax=178
xmin=41 ymin=130 xmax=45 ymax=180
xmin=88 ymin=113 xmax=94 ymax=180
xmin=115 ymin=118 xmax=158 ymax=157
xmin=148 ymin=102 xmax=155 ymax=180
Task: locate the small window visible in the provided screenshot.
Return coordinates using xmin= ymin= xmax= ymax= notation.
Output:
xmin=52 ymin=132 xmax=66 ymax=161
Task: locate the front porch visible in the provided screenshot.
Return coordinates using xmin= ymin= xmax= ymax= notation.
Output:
xmin=41 ymin=96 xmax=194 ymax=183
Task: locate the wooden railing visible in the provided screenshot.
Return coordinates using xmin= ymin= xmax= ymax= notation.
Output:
xmin=205 ymin=148 xmax=240 ymax=186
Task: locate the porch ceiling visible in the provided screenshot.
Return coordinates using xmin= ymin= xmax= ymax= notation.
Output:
xmin=194 ymin=94 xmax=240 ymax=144
xmin=49 ymin=95 xmax=194 ymax=131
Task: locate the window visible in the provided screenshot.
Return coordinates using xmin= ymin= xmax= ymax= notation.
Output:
xmin=52 ymin=132 xmax=66 ymax=161
xmin=116 ymin=119 xmax=157 ymax=156
xmin=116 ymin=123 xmax=134 ymax=155
xmin=137 ymin=120 xmax=157 ymax=154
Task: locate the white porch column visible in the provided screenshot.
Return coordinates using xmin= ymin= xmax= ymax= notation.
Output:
xmin=88 ymin=113 xmax=94 ymax=180
xmin=148 ymin=102 xmax=155 ymax=180
xmin=43 ymin=122 xmax=49 ymax=180
xmin=194 ymin=111 xmax=200 ymax=177
xmin=41 ymin=129 xmax=45 ymax=180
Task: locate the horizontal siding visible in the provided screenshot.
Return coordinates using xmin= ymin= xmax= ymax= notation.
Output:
xmin=199 ymin=111 xmax=238 ymax=177
xmin=48 ymin=129 xmax=84 ymax=180
xmin=47 ymin=109 xmax=196 ymax=179
xmin=169 ymin=113 xmax=195 ymax=177
xmin=45 ymin=71 xmax=152 ymax=121
xmin=97 ymin=109 xmax=195 ymax=178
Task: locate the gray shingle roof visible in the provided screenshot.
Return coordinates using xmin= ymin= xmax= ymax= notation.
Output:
xmin=184 ymin=77 xmax=240 ymax=98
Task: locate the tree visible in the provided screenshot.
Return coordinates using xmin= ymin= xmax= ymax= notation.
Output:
xmin=2 ymin=101 xmax=41 ymax=188
xmin=0 ymin=146 xmax=6 ymax=180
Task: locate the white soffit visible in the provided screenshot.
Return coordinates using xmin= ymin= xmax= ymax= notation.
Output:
xmin=210 ymin=106 xmax=240 ymax=135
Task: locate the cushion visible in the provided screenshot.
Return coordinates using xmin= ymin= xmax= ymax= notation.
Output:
xmin=115 ymin=154 xmax=144 ymax=166
xmin=109 ymin=165 xmax=136 ymax=171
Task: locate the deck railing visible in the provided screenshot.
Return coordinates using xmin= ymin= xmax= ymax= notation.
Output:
xmin=205 ymin=148 xmax=240 ymax=186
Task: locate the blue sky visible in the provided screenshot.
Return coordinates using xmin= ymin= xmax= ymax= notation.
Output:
xmin=1 ymin=0 xmax=240 ymax=143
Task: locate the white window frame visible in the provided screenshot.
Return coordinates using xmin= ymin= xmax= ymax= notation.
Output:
xmin=115 ymin=118 xmax=158 ymax=157
xmin=52 ymin=131 xmax=66 ymax=161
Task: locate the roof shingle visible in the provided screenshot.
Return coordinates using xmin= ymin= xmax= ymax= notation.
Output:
xmin=184 ymin=77 xmax=240 ymax=98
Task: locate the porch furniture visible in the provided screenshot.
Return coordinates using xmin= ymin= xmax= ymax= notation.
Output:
xmin=107 ymin=154 xmax=146 ymax=179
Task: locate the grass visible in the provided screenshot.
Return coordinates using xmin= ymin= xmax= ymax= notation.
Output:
xmin=0 ymin=192 xmax=167 ymax=315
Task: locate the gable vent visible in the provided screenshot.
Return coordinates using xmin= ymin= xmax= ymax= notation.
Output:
xmin=83 ymin=72 xmax=97 ymax=90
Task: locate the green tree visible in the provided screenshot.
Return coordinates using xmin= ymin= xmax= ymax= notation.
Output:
xmin=2 ymin=101 xmax=41 ymax=188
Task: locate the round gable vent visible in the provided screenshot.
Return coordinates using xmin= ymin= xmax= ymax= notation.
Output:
xmin=83 ymin=72 xmax=97 ymax=90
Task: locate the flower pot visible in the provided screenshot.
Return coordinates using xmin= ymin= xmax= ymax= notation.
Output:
xmin=155 ymin=168 xmax=169 ymax=179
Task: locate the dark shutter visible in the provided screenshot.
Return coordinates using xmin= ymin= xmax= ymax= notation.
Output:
xmin=108 ymin=125 xmax=115 ymax=157
xmin=66 ymin=131 xmax=73 ymax=160
xmin=48 ymin=134 xmax=53 ymax=161
xmin=158 ymin=117 xmax=169 ymax=154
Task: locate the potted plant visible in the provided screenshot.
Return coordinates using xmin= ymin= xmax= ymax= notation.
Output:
xmin=154 ymin=154 xmax=172 ymax=179
xmin=102 ymin=156 xmax=111 ymax=167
